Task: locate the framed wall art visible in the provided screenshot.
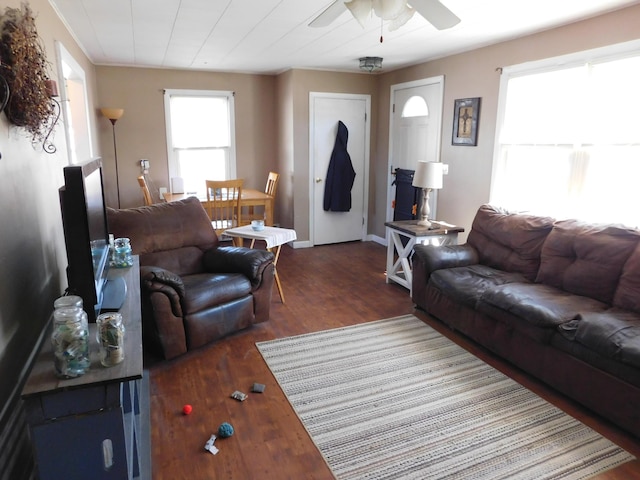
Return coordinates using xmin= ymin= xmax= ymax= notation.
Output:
xmin=452 ymin=97 xmax=480 ymax=146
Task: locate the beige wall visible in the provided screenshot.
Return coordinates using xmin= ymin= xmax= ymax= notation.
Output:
xmin=275 ymin=70 xmax=295 ymax=228
xmin=95 ymin=67 xmax=277 ymax=210
xmin=288 ymin=69 xmax=377 ymax=241
xmin=96 ymin=65 xmax=377 ymax=238
xmin=93 ymin=4 xmax=640 ymax=241
xmin=374 ymin=4 xmax=640 ymax=241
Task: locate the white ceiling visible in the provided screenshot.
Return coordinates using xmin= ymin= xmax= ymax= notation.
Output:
xmin=48 ymin=0 xmax=640 ymax=75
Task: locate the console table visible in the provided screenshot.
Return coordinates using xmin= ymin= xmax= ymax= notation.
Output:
xmin=22 ymin=257 xmax=150 ymax=479
xmin=385 ymin=220 xmax=464 ymax=295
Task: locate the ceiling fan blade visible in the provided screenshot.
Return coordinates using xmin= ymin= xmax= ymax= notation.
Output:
xmin=309 ymin=1 xmax=348 ymax=28
xmin=409 ymin=0 xmax=460 ymax=30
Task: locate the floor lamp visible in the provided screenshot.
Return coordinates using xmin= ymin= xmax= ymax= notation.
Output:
xmin=412 ymin=161 xmax=443 ymax=228
xmin=101 ymin=108 xmax=124 ymax=208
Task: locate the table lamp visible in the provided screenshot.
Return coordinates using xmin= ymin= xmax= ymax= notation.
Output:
xmin=412 ymin=161 xmax=443 ymax=227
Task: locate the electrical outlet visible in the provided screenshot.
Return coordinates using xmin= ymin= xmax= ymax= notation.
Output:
xmin=159 ymin=187 xmax=167 ymax=199
xmin=140 ymin=159 xmax=150 ymax=174
xmin=442 ymin=164 xmax=449 ymax=175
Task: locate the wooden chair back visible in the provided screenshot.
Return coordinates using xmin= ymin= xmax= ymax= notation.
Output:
xmin=246 ymin=171 xmax=279 ymax=224
xmin=137 ymin=175 xmax=153 ymax=206
xmin=265 ymin=171 xmax=279 ymax=197
xmin=205 ymin=179 xmax=244 ymax=237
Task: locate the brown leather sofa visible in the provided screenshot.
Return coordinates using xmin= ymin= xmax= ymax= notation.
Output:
xmin=107 ymin=197 xmax=275 ymax=360
xmin=412 ymin=204 xmax=640 ymax=438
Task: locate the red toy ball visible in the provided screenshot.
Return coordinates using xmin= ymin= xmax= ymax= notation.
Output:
xmin=182 ymin=404 xmax=193 ymax=415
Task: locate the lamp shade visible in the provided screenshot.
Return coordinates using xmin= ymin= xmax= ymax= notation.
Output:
xmin=412 ymin=161 xmax=443 ymax=189
xmin=100 ymin=108 xmax=124 ymax=121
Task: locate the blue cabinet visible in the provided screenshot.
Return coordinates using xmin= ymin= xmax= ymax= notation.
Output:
xmin=22 ymin=258 xmax=150 ymax=479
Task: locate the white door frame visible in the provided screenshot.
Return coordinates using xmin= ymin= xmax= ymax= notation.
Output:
xmin=309 ymin=92 xmax=371 ymax=247
xmin=386 ymin=76 xmax=445 ymax=224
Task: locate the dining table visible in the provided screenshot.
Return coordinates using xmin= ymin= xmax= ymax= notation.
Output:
xmin=163 ymin=189 xmax=274 ymax=226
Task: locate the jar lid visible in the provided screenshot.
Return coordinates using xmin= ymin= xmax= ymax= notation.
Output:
xmin=97 ymin=312 xmax=123 ymax=323
xmin=54 ymin=295 xmax=83 ymax=309
xmin=53 ymin=306 xmax=85 ymax=321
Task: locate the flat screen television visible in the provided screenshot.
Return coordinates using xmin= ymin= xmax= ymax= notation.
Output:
xmin=59 ymin=158 xmax=126 ymax=322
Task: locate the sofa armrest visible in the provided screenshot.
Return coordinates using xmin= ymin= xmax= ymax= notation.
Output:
xmin=411 ymin=244 xmax=479 ymax=309
xmin=413 ymin=243 xmax=479 ymax=275
xmin=203 ymin=246 xmax=275 ymax=288
xmin=140 ymin=265 xmax=185 ymax=317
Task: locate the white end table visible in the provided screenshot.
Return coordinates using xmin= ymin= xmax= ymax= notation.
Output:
xmin=385 ymin=220 xmax=464 ymax=295
xmin=223 ymin=225 xmax=297 ymax=303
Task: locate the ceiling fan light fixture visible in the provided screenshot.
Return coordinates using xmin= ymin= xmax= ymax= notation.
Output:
xmin=388 ymin=4 xmax=415 ymax=31
xmin=372 ymin=0 xmax=406 ymax=20
xmin=359 ymin=56 xmax=383 ymax=73
xmin=345 ymin=0 xmax=372 ymax=27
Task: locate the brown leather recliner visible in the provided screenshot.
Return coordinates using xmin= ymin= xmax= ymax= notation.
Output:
xmin=107 ymin=197 xmax=275 ymax=359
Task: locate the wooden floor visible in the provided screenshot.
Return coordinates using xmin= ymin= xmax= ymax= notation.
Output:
xmin=148 ymin=241 xmax=640 ymax=479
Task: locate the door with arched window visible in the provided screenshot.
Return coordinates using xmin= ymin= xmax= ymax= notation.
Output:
xmin=387 ymin=77 xmax=444 ymax=223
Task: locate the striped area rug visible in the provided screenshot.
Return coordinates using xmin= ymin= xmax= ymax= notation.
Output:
xmin=256 ymin=314 xmax=634 ymax=480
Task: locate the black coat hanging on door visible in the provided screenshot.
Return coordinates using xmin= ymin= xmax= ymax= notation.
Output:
xmin=323 ymin=120 xmax=356 ymax=212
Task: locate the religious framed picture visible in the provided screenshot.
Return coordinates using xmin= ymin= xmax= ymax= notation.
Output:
xmin=452 ymin=97 xmax=481 ymax=146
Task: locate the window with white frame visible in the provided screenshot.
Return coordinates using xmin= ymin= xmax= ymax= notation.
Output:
xmin=164 ymin=89 xmax=236 ymax=197
xmin=491 ymin=41 xmax=640 ymax=228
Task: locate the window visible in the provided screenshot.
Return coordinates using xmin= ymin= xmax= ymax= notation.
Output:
xmin=164 ymin=90 xmax=236 ymax=197
xmin=56 ymin=41 xmax=93 ymax=164
xmin=401 ymin=95 xmax=428 ymax=118
xmin=492 ymin=41 xmax=640 ymax=228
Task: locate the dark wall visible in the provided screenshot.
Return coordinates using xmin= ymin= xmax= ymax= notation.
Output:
xmin=0 ymin=146 xmax=68 ymax=479
xmin=0 ymin=1 xmax=99 ymax=477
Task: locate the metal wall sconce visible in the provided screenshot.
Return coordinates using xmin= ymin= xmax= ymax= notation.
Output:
xmin=43 ymin=79 xmax=61 ymax=154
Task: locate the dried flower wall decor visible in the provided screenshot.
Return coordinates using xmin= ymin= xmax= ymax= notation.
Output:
xmin=0 ymin=3 xmax=55 ymax=145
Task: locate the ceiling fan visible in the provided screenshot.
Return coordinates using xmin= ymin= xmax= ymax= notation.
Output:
xmin=309 ymin=0 xmax=460 ymax=31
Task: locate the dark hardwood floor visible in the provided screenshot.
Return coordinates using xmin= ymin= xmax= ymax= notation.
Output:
xmin=148 ymin=240 xmax=640 ymax=479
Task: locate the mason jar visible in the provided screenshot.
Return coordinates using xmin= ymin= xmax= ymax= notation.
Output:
xmin=51 ymin=306 xmax=90 ymax=378
xmin=96 ymin=312 xmax=125 ymax=367
xmin=111 ymin=237 xmax=133 ymax=268
xmin=53 ymin=294 xmax=83 ymax=310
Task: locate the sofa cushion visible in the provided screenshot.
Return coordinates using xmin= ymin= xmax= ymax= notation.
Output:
xmin=182 ymin=273 xmax=252 ymax=313
xmin=614 ymin=244 xmax=640 ymax=314
xmin=108 ymin=197 xmax=218 ymax=276
xmin=536 ymin=220 xmax=640 ymax=304
xmin=467 ymin=205 xmax=554 ymax=281
xmin=566 ymin=309 xmax=640 ymax=369
xmin=429 ymin=264 xmax=528 ymax=309
xmin=479 ymin=283 xmax=609 ymax=329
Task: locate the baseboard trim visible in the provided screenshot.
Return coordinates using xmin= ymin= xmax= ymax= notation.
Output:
xmin=368 ymin=234 xmax=387 ymax=246
xmin=295 ymin=236 xmax=386 ymax=249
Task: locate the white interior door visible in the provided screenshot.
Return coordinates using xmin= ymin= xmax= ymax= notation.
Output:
xmin=310 ymin=93 xmax=370 ymax=246
xmin=387 ymin=77 xmax=444 ymax=222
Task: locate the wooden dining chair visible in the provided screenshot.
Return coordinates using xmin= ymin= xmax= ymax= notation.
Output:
xmin=247 ymin=171 xmax=279 ymax=223
xmin=205 ymin=179 xmax=244 ymax=238
xmin=265 ymin=171 xmax=280 ymax=198
xmin=137 ymin=175 xmax=153 ymax=206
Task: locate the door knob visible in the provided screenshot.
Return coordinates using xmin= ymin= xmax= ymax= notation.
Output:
xmin=315 ymin=178 xmax=323 ymax=183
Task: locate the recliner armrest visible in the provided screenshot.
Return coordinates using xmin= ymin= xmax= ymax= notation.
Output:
xmin=203 ymin=246 xmax=275 ymax=287
xmin=412 ymin=243 xmax=479 ymax=276
xmin=140 ymin=265 xmax=185 ymax=317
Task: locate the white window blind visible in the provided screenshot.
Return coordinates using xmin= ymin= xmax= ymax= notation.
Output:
xmin=492 ymin=43 xmax=640 ymax=227
xmin=164 ymin=90 xmax=236 ymax=197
